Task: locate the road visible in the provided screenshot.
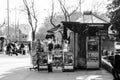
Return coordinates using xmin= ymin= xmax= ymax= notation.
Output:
xmin=0 ymin=54 xmax=113 ymax=80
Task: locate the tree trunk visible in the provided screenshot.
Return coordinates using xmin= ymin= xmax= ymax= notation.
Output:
xmin=32 ymin=30 xmax=35 ymax=41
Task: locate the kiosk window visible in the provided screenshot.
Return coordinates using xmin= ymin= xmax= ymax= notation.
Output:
xmin=88 ymin=41 xmax=98 ymax=51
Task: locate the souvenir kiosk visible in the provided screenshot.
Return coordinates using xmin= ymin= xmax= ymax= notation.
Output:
xmin=62 ymin=22 xmax=110 ymax=69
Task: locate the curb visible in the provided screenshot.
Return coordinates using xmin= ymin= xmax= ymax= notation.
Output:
xmin=101 ymin=58 xmax=113 ymax=73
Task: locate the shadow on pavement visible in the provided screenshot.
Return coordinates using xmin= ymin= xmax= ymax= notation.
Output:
xmin=0 ymin=67 xmax=32 ymax=80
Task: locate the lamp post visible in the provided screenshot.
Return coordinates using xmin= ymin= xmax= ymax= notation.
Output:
xmin=15 ymin=7 xmax=17 ymax=41
xmin=7 ymin=0 xmax=9 ymax=40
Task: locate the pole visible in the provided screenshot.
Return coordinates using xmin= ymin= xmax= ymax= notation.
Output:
xmin=15 ymin=7 xmax=16 ymax=41
xmin=7 ymin=0 xmax=9 ymax=40
xmin=80 ymin=0 xmax=81 ymax=12
xmin=18 ymin=21 xmax=20 ymax=42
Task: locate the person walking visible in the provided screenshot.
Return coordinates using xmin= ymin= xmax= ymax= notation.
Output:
xmin=20 ymin=43 xmax=25 ymax=55
xmin=47 ymin=41 xmax=54 ymax=72
xmin=6 ymin=43 xmax=11 ymax=56
xmin=48 ymin=52 xmax=53 ymax=72
xmin=28 ymin=42 xmax=31 ymax=51
xmin=12 ymin=42 xmax=18 ymax=56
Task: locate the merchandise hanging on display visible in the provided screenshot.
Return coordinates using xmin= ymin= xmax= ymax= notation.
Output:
xmin=52 ymin=50 xmax=63 ymax=72
xmin=30 ymin=41 xmax=48 ymax=71
xmin=63 ymin=52 xmax=74 ymax=71
xmin=38 ymin=52 xmax=48 ymax=70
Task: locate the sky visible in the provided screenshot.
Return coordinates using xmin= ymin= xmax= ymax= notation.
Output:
xmin=0 ymin=0 xmax=109 ymax=32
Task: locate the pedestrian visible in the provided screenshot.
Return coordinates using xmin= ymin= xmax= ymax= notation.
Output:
xmin=110 ymin=54 xmax=120 ymax=80
xmin=47 ymin=41 xmax=54 ymax=72
xmin=6 ymin=42 xmax=12 ymax=56
xmin=20 ymin=43 xmax=25 ymax=55
xmin=48 ymin=51 xmax=53 ymax=72
xmin=28 ymin=42 xmax=31 ymax=51
xmin=15 ymin=42 xmax=19 ymax=54
xmin=12 ymin=42 xmax=18 ymax=56
xmin=3 ymin=44 xmax=6 ymax=54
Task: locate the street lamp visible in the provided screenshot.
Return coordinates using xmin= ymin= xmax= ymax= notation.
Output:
xmin=7 ymin=0 xmax=10 ymax=40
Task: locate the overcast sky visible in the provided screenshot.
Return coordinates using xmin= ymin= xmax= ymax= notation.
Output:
xmin=0 ymin=0 xmax=108 ymax=28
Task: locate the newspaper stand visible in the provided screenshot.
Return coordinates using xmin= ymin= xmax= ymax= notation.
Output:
xmin=63 ymin=52 xmax=74 ymax=71
xmin=38 ymin=52 xmax=48 ymax=70
xmin=52 ymin=49 xmax=63 ymax=72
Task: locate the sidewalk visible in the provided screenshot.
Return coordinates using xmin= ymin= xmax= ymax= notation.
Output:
xmin=0 ymin=67 xmax=113 ymax=80
xmin=0 ymin=54 xmax=113 ymax=80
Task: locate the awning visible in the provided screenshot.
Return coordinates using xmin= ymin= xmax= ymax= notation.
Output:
xmin=62 ymin=22 xmax=87 ymax=33
xmin=62 ymin=22 xmax=110 ymax=35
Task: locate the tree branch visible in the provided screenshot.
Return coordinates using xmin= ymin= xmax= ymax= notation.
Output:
xmin=0 ymin=19 xmax=5 ymax=28
xmin=31 ymin=0 xmax=38 ymax=32
xmin=50 ymin=0 xmax=56 ymax=27
xmin=67 ymin=0 xmax=81 ymax=21
xmin=58 ymin=0 xmax=81 ymax=21
xmin=58 ymin=0 xmax=67 ymax=21
xmin=23 ymin=0 xmax=34 ymax=31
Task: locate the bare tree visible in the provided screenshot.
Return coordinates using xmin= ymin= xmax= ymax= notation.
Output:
xmin=92 ymin=0 xmax=106 ymax=14
xmin=50 ymin=0 xmax=56 ymax=27
xmin=0 ymin=20 xmax=6 ymax=37
xmin=50 ymin=0 xmax=82 ymax=28
xmin=49 ymin=0 xmax=82 ymax=41
xmin=23 ymin=0 xmax=38 ymax=41
xmin=58 ymin=0 xmax=81 ymax=21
